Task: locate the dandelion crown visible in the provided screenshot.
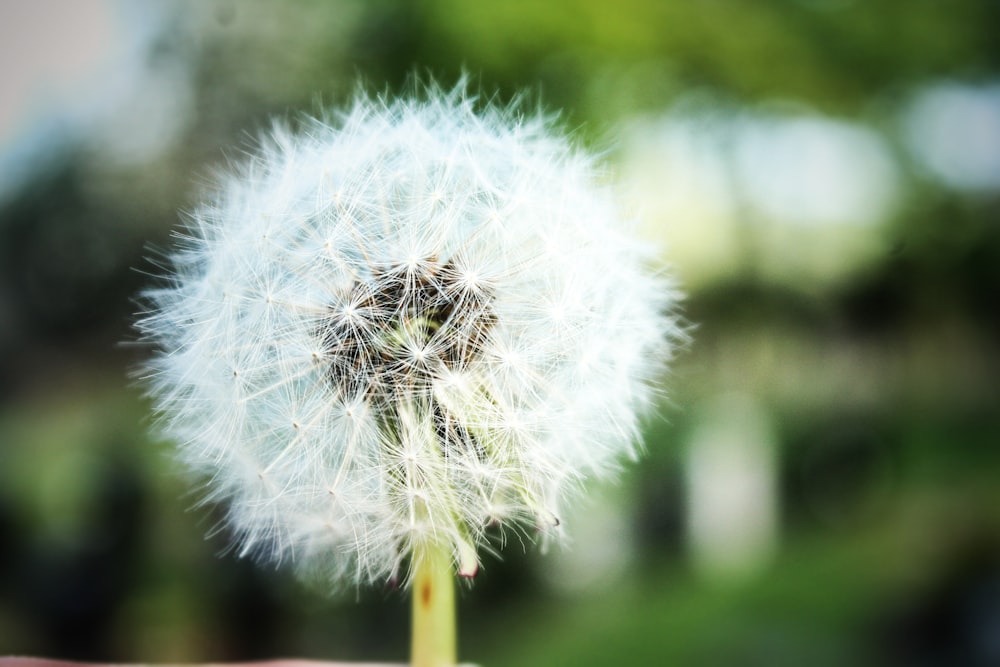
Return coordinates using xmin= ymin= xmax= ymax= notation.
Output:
xmin=139 ymin=82 xmax=677 ymax=592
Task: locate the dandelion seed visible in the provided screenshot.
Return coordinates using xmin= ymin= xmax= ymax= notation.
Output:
xmin=137 ymin=80 xmax=680 ymax=666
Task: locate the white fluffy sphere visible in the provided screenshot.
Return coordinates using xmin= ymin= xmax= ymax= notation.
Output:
xmin=139 ymin=83 xmax=678 ymax=589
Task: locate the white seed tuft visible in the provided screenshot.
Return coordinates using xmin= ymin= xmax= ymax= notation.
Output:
xmin=137 ymin=81 xmax=681 ymax=590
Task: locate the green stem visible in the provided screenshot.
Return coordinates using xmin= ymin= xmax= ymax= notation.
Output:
xmin=411 ymin=538 xmax=457 ymax=667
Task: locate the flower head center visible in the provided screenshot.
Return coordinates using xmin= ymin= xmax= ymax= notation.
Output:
xmin=321 ymin=257 xmax=496 ymax=405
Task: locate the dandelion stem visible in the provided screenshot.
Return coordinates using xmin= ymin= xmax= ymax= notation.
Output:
xmin=410 ymin=538 xmax=457 ymax=667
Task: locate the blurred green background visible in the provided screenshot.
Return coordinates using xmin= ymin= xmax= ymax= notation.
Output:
xmin=1 ymin=1 xmax=998 ymax=665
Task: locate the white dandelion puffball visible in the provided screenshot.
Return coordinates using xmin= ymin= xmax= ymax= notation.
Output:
xmin=140 ymin=84 xmax=677 ymax=589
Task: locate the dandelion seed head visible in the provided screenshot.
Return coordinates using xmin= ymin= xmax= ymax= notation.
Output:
xmin=138 ymin=81 xmax=680 ymax=590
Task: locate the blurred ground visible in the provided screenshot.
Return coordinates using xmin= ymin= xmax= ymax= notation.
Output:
xmin=1 ymin=1 xmax=998 ymax=665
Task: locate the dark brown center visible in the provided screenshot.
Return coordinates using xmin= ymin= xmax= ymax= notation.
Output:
xmin=320 ymin=257 xmax=496 ymax=411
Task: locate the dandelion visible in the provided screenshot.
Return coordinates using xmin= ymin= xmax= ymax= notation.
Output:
xmin=137 ymin=81 xmax=679 ymax=666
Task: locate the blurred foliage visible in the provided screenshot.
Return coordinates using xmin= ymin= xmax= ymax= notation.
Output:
xmin=1 ymin=0 xmax=998 ymax=665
